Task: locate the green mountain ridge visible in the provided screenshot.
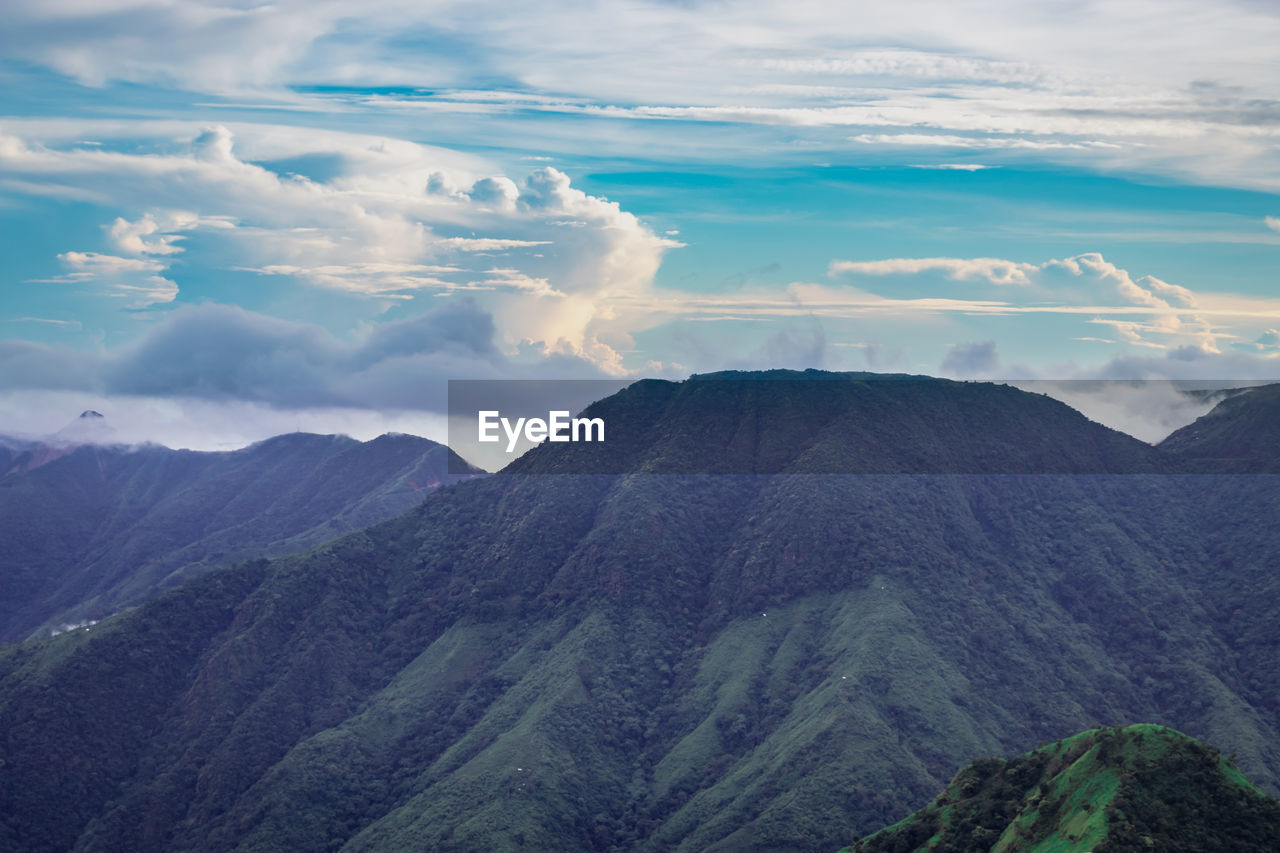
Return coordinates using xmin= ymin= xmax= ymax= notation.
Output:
xmin=2 ymin=373 xmax=1280 ymax=851
xmin=0 ymin=430 xmax=483 ymax=642
xmin=505 ymin=373 xmax=1165 ymax=475
xmin=1160 ymin=383 xmax=1280 ymax=471
xmin=843 ymin=724 xmax=1280 ymax=852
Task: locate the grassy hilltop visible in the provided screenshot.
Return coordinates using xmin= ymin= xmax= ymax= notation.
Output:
xmin=844 ymin=724 xmax=1280 ymax=853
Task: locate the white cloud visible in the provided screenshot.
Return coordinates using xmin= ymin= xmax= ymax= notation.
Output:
xmin=610 ymin=252 xmax=1280 ymax=366
xmin=829 ymin=257 xmax=1039 ymax=286
xmin=106 ymin=278 xmax=180 ymax=308
xmin=908 ymin=164 xmax=992 ymax=171
xmin=825 ymin=252 xmax=1240 ymax=354
xmin=42 ymin=208 xmax=232 ymax=306
xmin=0 ymin=299 xmax=614 ymax=414
xmin=47 ymin=252 xmax=176 ymax=307
xmin=108 ymin=211 xmax=201 ymax=255
xmin=57 ymin=252 xmax=166 ymax=275
xmin=6 ymin=1 xmax=1280 ymax=189
xmin=1015 ymin=380 xmax=1227 ymax=444
xmin=1266 ymin=216 xmax=1280 ymax=233
xmin=1232 ymin=328 xmax=1280 ymax=353
xmin=438 ymin=237 xmax=551 ymax=252
xmin=2 ymin=123 xmax=681 ymax=370
xmin=757 ymin=51 xmax=1047 ymax=85
xmin=848 ymin=134 xmax=1120 ymax=151
xmin=240 ymin=263 xmax=460 ymax=297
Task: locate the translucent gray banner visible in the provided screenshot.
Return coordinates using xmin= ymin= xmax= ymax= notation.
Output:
xmin=447 ymin=374 xmax=1277 ymax=475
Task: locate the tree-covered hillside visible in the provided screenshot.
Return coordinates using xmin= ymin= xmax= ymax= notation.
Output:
xmin=0 ymin=431 xmax=482 ymax=642
xmin=843 ymin=724 xmax=1280 ymax=852
xmin=2 ymin=373 xmax=1279 ymax=851
xmin=1160 ymin=383 xmax=1280 ymax=471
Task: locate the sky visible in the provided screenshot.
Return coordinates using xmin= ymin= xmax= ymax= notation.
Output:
xmin=2 ymin=0 xmax=1279 ymax=448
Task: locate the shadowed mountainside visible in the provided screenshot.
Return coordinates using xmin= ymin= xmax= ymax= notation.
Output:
xmin=2 ymin=372 xmax=1279 ymax=851
xmin=0 ymin=430 xmax=483 ymax=642
xmin=1160 ymin=383 xmax=1280 ymax=471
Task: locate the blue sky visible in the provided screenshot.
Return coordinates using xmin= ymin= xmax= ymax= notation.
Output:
xmin=3 ymin=0 xmax=1280 ymax=447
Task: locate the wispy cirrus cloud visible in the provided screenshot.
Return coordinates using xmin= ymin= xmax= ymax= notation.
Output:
xmin=829 ymin=257 xmax=1041 ymax=286
xmin=5 ymin=1 xmax=1280 ymax=188
xmin=33 ymin=252 xmax=178 ymax=308
xmin=601 ymin=252 xmax=1280 ymax=365
xmin=848 ymin=134 xmax=1122 ymax=151
xmin=908 ymin=164 xmax=992 ymax=171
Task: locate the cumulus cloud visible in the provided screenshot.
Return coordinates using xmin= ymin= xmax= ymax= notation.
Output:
xmin=108 ymin=211 xmax=202 ymax=255
xmin=1267 ymin=216 xmax=1280 ymax=233
xmin=2 ymin=123 xmax=681 ymax=370
xmin=1232 ymin=328 xmax=1280 ymax=353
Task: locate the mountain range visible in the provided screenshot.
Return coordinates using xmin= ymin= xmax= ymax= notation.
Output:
xmin=0 ymin=419 xmax=482 ymax=642
xmin=1 ymin=372 xmax=1279 ymax=851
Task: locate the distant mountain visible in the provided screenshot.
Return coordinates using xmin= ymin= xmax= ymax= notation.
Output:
xmin=0 ymin=429 xmax=483 ymax=642
xmin=52 ymin=409 xmax=117 ymax=446
xmin=2 ymin=411 xmax=121 ymax=475
xmin=843 ymin=725 xmax=1280 ymax=852
xmin=2 ymin=372 xmax=1280 ymax=852
xmin=1159 ymin=383 xmax=1280 ymax=470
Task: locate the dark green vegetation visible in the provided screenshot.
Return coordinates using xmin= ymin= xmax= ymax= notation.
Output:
xmin=2 ymin=373 xmax=1280 ymax=851
xmin=1161 ymin=383 xmax=1280 ymax=471
xmin=843 ymin=724 xmax=1280 ymax=852
xmin=504 ymin=373 xmax=1165 ymax=475
xmin=0 ymin=431 xmax=482 ymax=642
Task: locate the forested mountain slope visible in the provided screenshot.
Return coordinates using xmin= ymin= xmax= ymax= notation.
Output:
xmin=0 ymin=430 xmax=482 ymax=642
xmin=843 ymin=725 xmax=1280 ymax=852
xmin=1160 ymin=382 xmax=1280 ymax=471
xmin=2 ymin=373 xmax=1278 ymax=852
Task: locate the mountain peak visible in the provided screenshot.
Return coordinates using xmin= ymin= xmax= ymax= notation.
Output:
xmin=504 ymin=371 xmax=1158 ymax=474
xmin=844 ymin=725 xmax=1280 ymax=853
xmin=50 ymin=410 xmax=117 ymax=447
